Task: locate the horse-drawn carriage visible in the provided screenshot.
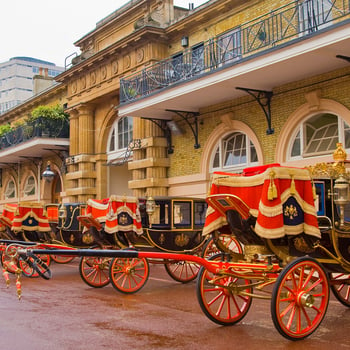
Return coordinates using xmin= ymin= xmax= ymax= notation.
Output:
xmin=76 ymin=195 xmax=209 ymax=290
xmin=0 ymin=195 xmax=212 ymax=289
xmin=8 ymin=143 xmax=350 ymax=340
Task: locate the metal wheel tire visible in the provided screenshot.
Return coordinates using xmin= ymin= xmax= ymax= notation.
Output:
xmin=164 ymin=260 xmax=200 ymax=283
xmin=109 ymin=257 xmax=149 ymax=294
xmin=79 ymin=256 xmax=111 ymax=288
xmin=196 ymin=253 xmax=253 ymax=326
xmin=202 ymin=233 xmax=243 ymax=258
xmin=329 ymin=272 xmax=350 ymax=307
xmin=271 ymin=257 xmax=329 ymax=340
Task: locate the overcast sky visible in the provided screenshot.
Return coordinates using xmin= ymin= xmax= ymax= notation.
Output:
xmin=1 ymin=0 xmax=207 ymax=68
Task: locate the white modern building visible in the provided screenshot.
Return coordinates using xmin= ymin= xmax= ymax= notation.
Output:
xmin=0 ymin=56 xmax=64 ymax=115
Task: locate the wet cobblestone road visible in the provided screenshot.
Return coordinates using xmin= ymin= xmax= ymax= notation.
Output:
xmin=0 ymin=259 xmax=349 ymax=350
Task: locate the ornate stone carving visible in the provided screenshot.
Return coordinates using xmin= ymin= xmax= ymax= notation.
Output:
xmin=90 ymin=71 xmax=96 ymax=85
xmin=124 ymin=55 xmax=131 ymax=69
xmin=101 ymin=66 xmax=107 ymax=80
xmin=136 ymin=49 xmax=144 ymax=63
xmin=112 ymin=60 xmax=118 ymax=74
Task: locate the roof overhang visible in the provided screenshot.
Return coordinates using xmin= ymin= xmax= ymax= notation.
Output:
xmin=0 ymin=138 xmax=69 ymax=168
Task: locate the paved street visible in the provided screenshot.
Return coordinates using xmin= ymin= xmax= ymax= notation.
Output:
xmin=0 ymin=259 xmax=349 ymax=350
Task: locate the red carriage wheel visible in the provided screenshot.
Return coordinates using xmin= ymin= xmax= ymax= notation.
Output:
xmin=51 ymin=255 xmax=75 ymax=264
xmin=164 ymin=260 xmax=200 ymax=283
xmin=109 ymin=257 xmax=149 ymax=294
xmin=271 ymin=257 xmax=329 ymax=340
xmin=329 ymin=272 xmax=350 ymax=307
xmin=79 ymin=256 xmax=111 ymax=288
xmin=201 ymin=233 xmax=243 ymax=258
xmin=196 ymin=254 xmax=253 ymax=325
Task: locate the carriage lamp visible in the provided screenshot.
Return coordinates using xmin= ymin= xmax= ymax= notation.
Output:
xmin=334 ymin=174 xmax=350 ymax=227
xmin=42 ymin=162 xmax=55 ymax=182
xmin=58 ymin=203 xmax=67 ymax=221
xmin=146 ymin=196 xmax=156 ymax=227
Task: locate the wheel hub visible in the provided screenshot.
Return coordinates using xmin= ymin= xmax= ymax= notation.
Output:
xmin=297 ymin=292 xmax=314 ymax=307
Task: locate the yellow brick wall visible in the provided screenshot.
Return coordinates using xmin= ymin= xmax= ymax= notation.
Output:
xmin=168 ymin=66 xmax=350 ymax=178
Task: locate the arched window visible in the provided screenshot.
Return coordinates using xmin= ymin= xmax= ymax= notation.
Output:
xmin=211 ymin=131 xmax=258 ymax=172
xmin=4 ymin=179 xmax=16 ymax=199
xmin=23 ymin=175 xmax=36 ymax=196
xmin=107 ymin=117 xmax=133 ymax=160
xmin=288 ymin=113 xmax=350 ymax=160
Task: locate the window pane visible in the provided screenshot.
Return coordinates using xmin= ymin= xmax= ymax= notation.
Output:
xmin=304 ymin=113 xmax=338 ymax=156
xmin=109 ymin=129 xmax=115 ymax=152
xmin=291 ymin=130 xmax=301 ymax=157
xmin=223 ymin=133 xmax=246 ymax=166
xmin=213 ymin=147 xmax=220 ymax=168
xmin=344 ymin=121 xmax=350 ymax=148
xmin=250 ymin=141 xmax=258 ymax=162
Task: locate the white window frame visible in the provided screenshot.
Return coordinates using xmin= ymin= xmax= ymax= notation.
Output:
xmin=288 ymin=113 xmax=349 ymax=161
xmin=5 ymin=179 xmax=16 ymax=199
xmin=107 ymin=117 xmax=133 ymax=162
xmin=210 ymin=131 xmax=258 ymax=173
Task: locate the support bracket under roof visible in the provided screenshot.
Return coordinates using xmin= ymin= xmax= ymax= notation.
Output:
xmin=236 ymin=87 xmax=274 ymax=135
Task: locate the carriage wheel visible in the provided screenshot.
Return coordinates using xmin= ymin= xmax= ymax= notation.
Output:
xmin=271 ymin=257 xmax=329 ymax=340
xmin=164 ymin=260 xmax=200 ymax=283
xmin=109 ymin=257 xmax=149 ymax=294
xmin=196 ymin=254 xmax=253 ymax=325
xmin=201 ymin=233 xmax=243 ymax=258
xmin=329 ymin=273 xmax=350 ymax=307
xmin=79 ymin=256 xmax=111 ymax=288
xmin=51 ymin=255 xmax=75 ymax=264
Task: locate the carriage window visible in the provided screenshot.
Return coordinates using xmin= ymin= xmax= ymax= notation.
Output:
xmin=151 ymin=203 xmax=169 ymax=226
xmin=173 ymin=202 xmax=191 ymax=226
xmin=194 ymin=202 xmax=207 ymax=226
xmin=289 ymin=113 xmax=350 ymax=160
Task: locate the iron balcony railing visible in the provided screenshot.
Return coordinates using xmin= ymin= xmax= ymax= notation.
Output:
xmin=120 ymin=0 xmax=350 ymax=104
xmin=0 ymin=117 xmax=69 ymax=150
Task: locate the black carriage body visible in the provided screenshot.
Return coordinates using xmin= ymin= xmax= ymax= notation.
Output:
xmin=126 ymin=197 xmax=208 ymax=252
xmin=57 ymin=203 xmax=114 ymax=247
xmin=311 ymin=178 xmax=350 ymax=267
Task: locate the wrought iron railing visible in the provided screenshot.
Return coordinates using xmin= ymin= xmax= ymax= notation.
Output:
xmin=120 ymin=0 xmax=350 ymax=104
xmin=0 ymin=117 xmax=69 ymax=150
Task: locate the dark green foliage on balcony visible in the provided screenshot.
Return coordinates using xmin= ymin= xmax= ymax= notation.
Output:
xmin=0 ymin=104 xmax=69 ymax=149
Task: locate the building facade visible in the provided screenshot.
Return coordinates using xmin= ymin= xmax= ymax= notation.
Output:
xmin=0 ymin=57 xmax=64 ymax=115
xmin=0 ymin=0 xmax=349 ymax=208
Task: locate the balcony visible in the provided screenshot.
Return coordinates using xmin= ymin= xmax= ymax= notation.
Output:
xmin=0 ymin=117 xmax=69 ymax=165
xmin=119 ymin=0 xmax=350 ymax=120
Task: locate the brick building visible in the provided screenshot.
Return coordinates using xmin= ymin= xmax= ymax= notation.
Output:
xmin=0 ymin=0 xmax=349 ymax=207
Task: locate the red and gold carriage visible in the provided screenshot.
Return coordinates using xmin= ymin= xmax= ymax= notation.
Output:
xmin=10 ymin=144 xmax=350 ymax=340
xmin=76 ymin=195 xmax=209 ymax=290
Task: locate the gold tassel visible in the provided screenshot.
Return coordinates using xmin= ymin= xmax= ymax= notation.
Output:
xmin=268 ymin=170 xmax=277 ymax=200
xmin=268 ymin=183 xmax=273 ymax=200
xmin=290 ymin=175 xmax=296 ymax=195
xmin=272 ymin=181 xmax=277 ymax=198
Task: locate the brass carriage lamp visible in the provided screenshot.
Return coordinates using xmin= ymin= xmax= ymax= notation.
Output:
xmin=58 ymin=203 xmax=67 ymax=221
xmin=146 ymin=196 xmax=156 ymax=227
xmin=334 ymin=174 xmax=350 ymax=227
